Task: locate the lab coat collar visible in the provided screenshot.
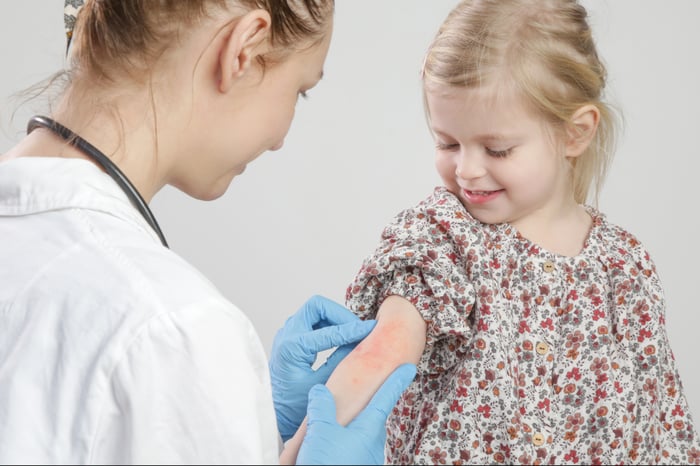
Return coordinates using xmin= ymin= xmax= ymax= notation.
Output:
xmin=0 ymin=156 xmax=162 ymax=244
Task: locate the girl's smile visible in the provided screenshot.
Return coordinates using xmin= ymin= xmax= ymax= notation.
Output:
xmin=462 ymin=188 xmax=505 ymax=204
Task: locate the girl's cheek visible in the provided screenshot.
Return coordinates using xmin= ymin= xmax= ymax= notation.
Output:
xmin=435 ymin=155 xmax=455 ymax=182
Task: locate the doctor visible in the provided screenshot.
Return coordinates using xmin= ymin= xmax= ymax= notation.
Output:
xmin=0 ymin=0 xmax=415 ymax=464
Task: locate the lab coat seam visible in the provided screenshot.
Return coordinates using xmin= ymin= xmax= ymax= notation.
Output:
xmin=71 ymin=207 xmax=167 ymax=304
xmin=69 ymin=207 xmax=170 ymax=463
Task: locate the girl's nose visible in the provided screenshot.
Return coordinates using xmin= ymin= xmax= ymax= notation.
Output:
xmin=455 ymin=149 xmax=487 ymax=180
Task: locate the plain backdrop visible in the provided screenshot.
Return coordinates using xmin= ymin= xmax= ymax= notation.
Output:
xmin=1 ymin=1 xmax=698 ymax=421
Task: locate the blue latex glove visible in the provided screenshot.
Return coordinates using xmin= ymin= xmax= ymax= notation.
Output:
xmin=270 ymin=295 xmax=377 ymax=441
xmin=297 ymin=364 xmax=417 ymax=465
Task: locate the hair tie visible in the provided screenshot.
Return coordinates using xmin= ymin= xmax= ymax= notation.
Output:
xmin=64 ymin=0 xmax=86 ymax=52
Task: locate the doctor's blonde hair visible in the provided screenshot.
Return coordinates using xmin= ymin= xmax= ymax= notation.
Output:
xmin=68 ymin=0 xmax=334 ymax=85
xmin=422 ymin=0 xmax=619 ymax=204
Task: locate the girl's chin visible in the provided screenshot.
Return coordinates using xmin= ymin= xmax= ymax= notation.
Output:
xmin=462 ymin=204 xmax=510 ymax=225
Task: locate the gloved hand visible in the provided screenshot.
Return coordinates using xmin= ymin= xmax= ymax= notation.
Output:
xmin=270 ymin=295 xmax=377 ymax=441
xmin=297 ymin=364 xmax=417 ymax=465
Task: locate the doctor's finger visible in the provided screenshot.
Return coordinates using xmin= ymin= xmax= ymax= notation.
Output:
xmin=295 ymin=295 xmax=361 ymax=330
xmin=306 ymin=384 xmax=338 ymax=424
xmin=297 ymin=320 xmax=377 ymax=356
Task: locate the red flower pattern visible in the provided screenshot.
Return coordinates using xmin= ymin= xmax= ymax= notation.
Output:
xmin=346 ymin=187 xmax=699 ymax=464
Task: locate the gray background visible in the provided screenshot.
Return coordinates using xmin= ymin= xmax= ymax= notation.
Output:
xmin=2 ymin=1 xmax=698 ymax=420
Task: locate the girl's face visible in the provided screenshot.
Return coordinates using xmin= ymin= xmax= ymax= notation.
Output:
xmin=426 ymin=83 xmax=576 ymax=231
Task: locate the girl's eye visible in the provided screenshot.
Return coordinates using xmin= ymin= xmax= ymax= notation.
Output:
xmin=436 ymin=142 xmax=459 ymax=151
xmin=486 ymin=147 xmax=513 ymax=158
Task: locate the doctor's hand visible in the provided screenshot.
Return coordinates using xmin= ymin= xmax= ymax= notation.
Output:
xmin=297 ymin=364 xmax=417 ymax=465
xmin=270 ymin=295 xmax=377 ymax=442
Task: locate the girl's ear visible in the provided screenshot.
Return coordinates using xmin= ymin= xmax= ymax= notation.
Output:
xmin=218 ymin=9 xmax=272 ymax=93
xmin=565 ymin=104 xmax=600 ymax=158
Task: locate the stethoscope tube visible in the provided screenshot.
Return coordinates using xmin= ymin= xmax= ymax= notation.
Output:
xmin=27 ymin=115 xmax=169 ymax=248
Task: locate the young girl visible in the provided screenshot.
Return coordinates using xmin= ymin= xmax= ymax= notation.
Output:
xmin=281 ymin=0 xmax=700 ymax=464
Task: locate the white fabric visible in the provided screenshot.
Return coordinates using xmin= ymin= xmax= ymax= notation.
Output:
xmin=0 ymin=157 xmax=280 ymax=465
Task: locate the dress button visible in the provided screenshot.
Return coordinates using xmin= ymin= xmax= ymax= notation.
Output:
xmin=536 ymin=342 xmax=550 ymax=355
xmin=542 ymin=260 xmax=555 ymax=273
xmin=532 ymin=432 xmax=545 ymax=446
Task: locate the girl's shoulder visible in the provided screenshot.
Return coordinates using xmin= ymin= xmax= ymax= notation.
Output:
xmin=585 ymin=206 xmax=659 ymax=279
xmin=382 ymin=186 xmax=489 ymax=242
xmin=404 ymin=185 xmax=473 ymax=218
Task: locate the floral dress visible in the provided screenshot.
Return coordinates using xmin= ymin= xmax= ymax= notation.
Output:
xmin=346 ymin=187 xmax=700 ymax=465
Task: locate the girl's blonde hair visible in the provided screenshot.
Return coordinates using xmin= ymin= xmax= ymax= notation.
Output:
xmin=422 ymin=0 xmax=619 ymax=204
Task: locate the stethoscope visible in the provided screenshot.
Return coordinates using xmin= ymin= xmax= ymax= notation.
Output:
xmin=26 ymin=115 xmax=169 ymax=248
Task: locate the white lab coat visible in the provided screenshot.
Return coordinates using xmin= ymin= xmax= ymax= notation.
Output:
xmin=0 ymin=157 xmax=280 ymax=464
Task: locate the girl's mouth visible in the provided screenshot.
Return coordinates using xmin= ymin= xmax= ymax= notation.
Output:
xmin=463 ymin=189 xmax=504 ymax=204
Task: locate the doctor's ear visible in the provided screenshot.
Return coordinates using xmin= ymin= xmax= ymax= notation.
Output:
xmin=565 ymin=104 xmax=600 ymax=158
xmin=218 ymin=9 xmax=272 ymax=93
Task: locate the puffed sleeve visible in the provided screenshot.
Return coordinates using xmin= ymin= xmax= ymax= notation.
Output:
xmin=89 ymin=299 xmax=280 ymax=465
xmin=613 ymin=230 xmax=700 ymax=463
xmin=346 ymin=188 xmax=477 ymax=348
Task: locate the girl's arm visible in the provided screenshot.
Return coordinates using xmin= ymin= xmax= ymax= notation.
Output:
xmin=279 ymin=295 xmax=426 ymax=465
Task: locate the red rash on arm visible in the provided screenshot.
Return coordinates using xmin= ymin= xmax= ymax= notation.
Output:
xmin=279 ymin=295 xmax=426 ymax=465
xmin=346 ymin=319 xmax=413 ymax=374
xmin=321 ymin=294 xmax=427 ymax=424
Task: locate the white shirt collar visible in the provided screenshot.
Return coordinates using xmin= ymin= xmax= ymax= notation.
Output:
xmin=0 ymin=156 xmax=161 ymax=244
